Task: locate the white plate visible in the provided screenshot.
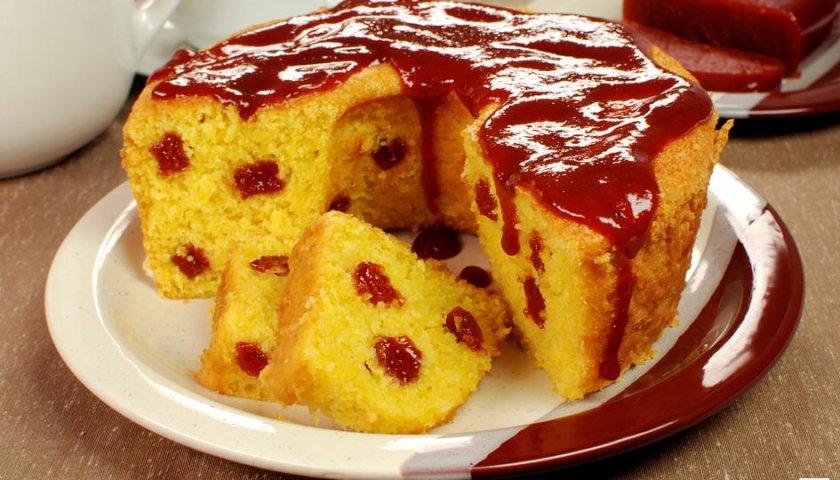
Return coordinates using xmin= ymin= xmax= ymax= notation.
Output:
xmin=46 ymin=165 xmax=772 ymax=479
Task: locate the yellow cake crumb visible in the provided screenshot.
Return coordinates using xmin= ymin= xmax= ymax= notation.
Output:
xmin=259 ymin=212 xmax=510 ymax=433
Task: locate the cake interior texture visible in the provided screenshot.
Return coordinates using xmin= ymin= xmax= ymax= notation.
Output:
xmin=122 ymin=0 xmax=729 ymax=400
xmin=259 ymin=211 xmax=510 ymax=433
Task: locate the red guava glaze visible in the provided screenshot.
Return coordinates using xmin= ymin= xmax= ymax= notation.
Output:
xmin=523 ymin=276 xmax=547 ymax=329
xmin=353 ymin=262 xmax=404 ymax=306
xmin=328 ymin=194 xmax=351 ymax=212
xmin=445 ymin=307 xmax=484 ymax=352
xmin=233 ymin=161 xmax=286 ymax=199
xmin=235 ymin=342 xmax=269 ymax=376
xmin=475 ymin=178 xmax=499 ymax=221
xmin=411 ymin=223 xmax=463 ymax=260
xmin=150 ymin=132 xmax=189 ymax=176
xmin=375 ymin=336 xmax=422 ymax=384
xmin=371 ymin=138 xmax=407 ymax=171
xmin=459 ymin=265 xmax=492 ymax=288
xmin=250 ymin=255 xmax=290 ymax=276
xmin=171 ymin=244 xmax=210 ymax=279
xmin=599 ymin=256 xmax=637 ymax=380
xmin=529 ymin=233 xmax=545 ymax=274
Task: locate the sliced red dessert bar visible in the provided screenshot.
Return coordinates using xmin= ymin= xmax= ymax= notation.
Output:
xmin=624 ymin=0 xmax=839 ymax=73
xmin=626 ymin=21 xmax=785 ymax=91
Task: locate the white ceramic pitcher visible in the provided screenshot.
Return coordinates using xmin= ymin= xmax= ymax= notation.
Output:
xmin=0 ymin=0 xmax=182 ymax=178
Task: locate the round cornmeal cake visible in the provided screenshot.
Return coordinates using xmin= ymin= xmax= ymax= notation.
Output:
xmin=122 ymin=0 xmax=728 ymax=403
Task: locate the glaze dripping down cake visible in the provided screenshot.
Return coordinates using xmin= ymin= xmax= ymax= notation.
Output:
xmin=258 ymin=211 xmax=510 ymax=433
xmin=122 ymin=0 xmax=730 ymax=399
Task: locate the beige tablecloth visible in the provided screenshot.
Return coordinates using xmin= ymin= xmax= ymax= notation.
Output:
xmin=1 ymin=80 xmax=838 ymax=479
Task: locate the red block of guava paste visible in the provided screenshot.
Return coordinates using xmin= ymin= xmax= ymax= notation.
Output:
xmin=626 ymin=22 xmax=785 ymax=92
xmin=624 ymin=0 xmax=839 ymax=74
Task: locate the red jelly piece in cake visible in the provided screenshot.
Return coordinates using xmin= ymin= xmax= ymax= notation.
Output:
xmin=233 ymin=161 xmax=286 ymax=199
xmin=411 ymin=223 xmax=463 ymax=260
xmin=354 ymin=262 xmax=404 ymax=306
xmin=371 ymin=138 xmax=407 ymax=170
xmin=626 ymin=22 xmax=785 ymax=92
xmin=529 ymin=233 xmax=545 ymax=274
xmin=375 ymin=336 xmax=422 ymax=384
xmin=235 ymin=342 xmax=269 ymax=376
xmin=150 ymin=132 xmax=189 ymax=176
xmin=475 ymin=178 xmax=499 ymax=221
xmin=624 ymin=0 xmax=839 ymax=74
xmin=328 ymin=194 xmax=351 ymax=212
xmin=445 ymin=307 xmax=484 ymax=352
xmin=459 ymin=266 xmax=492 ymax=288
xmin=171 ymin=243 xmax=210 ymax=279
xmin=250 ymin=255 xmax=290 ymax=276
xmin=523 ymin=276 xmax=546 ymax=328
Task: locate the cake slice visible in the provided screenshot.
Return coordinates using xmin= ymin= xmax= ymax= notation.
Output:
xmin=196 ymin=237 xmax=290 ymax=399
xmin=259 ymin=211 xmax=510 ymax=433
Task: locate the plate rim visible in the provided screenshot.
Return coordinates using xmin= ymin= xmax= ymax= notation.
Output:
xmin=471 ymin=185 xmax=804 ymax=475
xmin=44 ymin=165 xmax=804 ymax=479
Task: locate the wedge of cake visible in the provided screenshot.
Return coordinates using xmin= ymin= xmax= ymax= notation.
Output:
xmin=196 ymin=238 xmax=290 ymax=399
xmin=259 ymin=212 xmax=510 ymax=433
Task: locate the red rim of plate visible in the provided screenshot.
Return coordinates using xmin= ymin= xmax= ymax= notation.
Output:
xmin=747 ymin=81 xmax=840 ymax=117
xmin=469 ymin=202 xmax=804 ymax=477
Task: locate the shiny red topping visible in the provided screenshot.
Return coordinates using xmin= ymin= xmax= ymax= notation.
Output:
xmin=150 ymin=0 xmax=711 ymax=258
xmin=250 ymin=255 xmax=289 ymax=276
xmin=529 ymin=234 xmax=545 ymax=274
xmin=150 ymin=132 xmax=189 ymax=176
xmin=375 ymin=336 xmax=422 ymax=384
xmin=523 ymin=276 xmax=546 ymax=328
xmin=171 ymin=244 xmax=210 ymax=279
xmin=235 ymin=342 xmax=269 ymax=377
xmin=599 ymin=257 xmax=636 ymax=380
xmin=328 ymin=194 xmax=351 ymax=212
xmin=371 ymin=138 xmax=407 ymax=170
xmin=353 ymin=262 xmax=404 ymax=306
xmin=411 ymin=223 xmax=462 ymax=260
xmin=475 ymin=179 xmax=498 ymax=221
xmin=444 ymin=307 xmax=484 ymax=351
xmin=459 ymin=266 xmax=492 ymax=288
xmin=233 ymin=161 xmax=286 ymax=199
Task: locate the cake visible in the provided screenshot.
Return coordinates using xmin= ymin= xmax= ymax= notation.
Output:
xmin=122 ymin=0 xmax=729 ymax=399
xmin=624 ymin=0 xmax=839 ymax=74
xmin=259 ymin=211 xmax=510 ymax=433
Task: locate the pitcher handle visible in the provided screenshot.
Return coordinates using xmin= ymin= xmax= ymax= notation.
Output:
xmin=131 ymin=0 xmax=184 ymax=58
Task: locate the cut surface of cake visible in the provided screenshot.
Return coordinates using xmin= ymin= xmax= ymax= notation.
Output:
xmin=259 ymin=212 xmax=510 ymax=433
xmin=122 ymin=0 xmax=728 ymax=398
